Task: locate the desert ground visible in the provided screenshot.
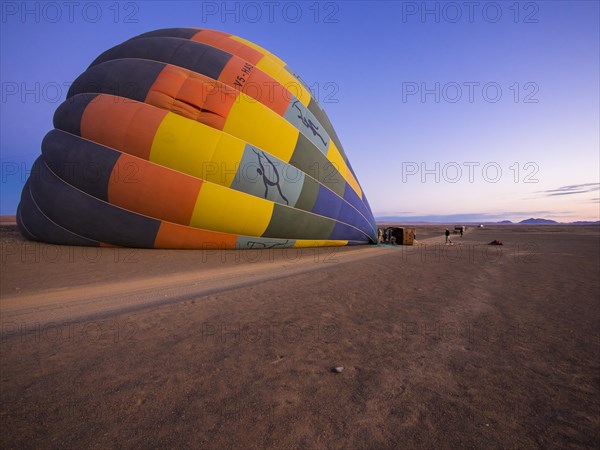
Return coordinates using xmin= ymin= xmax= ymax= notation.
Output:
xmin=1 ymin=221 xmax=599 ymax=449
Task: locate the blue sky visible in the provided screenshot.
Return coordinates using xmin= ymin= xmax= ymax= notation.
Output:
xmin=1 ymin=0 xmax=599 ymax=222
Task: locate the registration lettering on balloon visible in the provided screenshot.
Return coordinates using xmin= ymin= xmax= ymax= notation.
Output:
xmin=252 ymin=149 xmax=289 ymax=205
xmin=292 ymin=100 xmax=328 ymax=147
xmin=233 ymin=62 xmax=254 ymax=88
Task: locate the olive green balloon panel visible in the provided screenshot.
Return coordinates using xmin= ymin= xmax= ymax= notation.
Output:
xmin=17 ymin=29 xmax=377 ymax=249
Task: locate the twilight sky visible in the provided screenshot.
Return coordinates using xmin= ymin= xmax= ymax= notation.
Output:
xmin=1 ymin=1 xmax=598 ymax=222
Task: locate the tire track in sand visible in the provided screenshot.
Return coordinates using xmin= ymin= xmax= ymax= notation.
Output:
xmin=1 ymin=245 xmax=394 ymax=325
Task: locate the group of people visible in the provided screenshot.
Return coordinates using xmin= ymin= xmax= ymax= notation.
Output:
xmin=377 ymin=228 xmax=416 ymax=245
xmin=377 ymin=227 xmax=416 ymax=245
xmin=378 ymin=228 xmax=396 ymax=244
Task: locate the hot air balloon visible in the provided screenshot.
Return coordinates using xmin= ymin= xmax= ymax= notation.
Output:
xmin=17 ymin=28 xmax=377 ymax=249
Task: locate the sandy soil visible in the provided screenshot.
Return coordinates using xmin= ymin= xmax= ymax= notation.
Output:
xmin=1 ymin=224 xmax=599 ymax=449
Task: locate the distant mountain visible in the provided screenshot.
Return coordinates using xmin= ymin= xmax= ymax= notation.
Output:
xmin=374 ymin=215 xmax=597 ymax=225
xmin=519 ymin=218 xmax=558 ymax=224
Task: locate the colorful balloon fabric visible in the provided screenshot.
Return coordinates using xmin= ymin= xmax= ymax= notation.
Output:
xmin=17 ymin=28 xmax=377 ymax=249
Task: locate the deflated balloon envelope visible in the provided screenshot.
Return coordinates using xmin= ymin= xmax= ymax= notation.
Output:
xmin=18 ymin=28 xmax=377 ymax=249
